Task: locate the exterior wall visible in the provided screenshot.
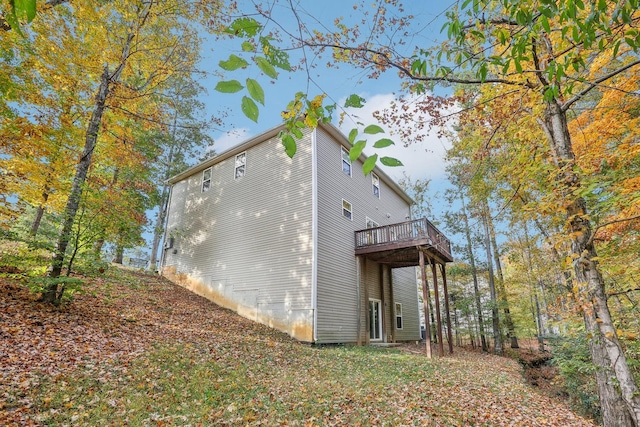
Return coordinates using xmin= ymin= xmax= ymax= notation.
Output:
xmin=315 ymin=126 xmax=413 ymax=343
xmin=162 ymin=130 xmax=315 ymax=342
xmin=391 ymin=267 xmax=421 ymax=341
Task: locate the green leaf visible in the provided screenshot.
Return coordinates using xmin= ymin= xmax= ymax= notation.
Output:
xmin=348 ymin=128 xmax=358 ymax=144
xmin=241 ymin=41 xmax=255 ymax=52
xmin=540 ymin=15 xmax=551 ymax=33
xmin=292 ymin=127 xmax=303 ymax=139
xmin=225 ymin=17 xmax=261 ymax=37
xmin=281 ymin=133 xmax=297 ymax=158
xmin=241 ymin=96 xmax=259 ymax=122
xmin=214 ymin=80 xmax=244 ymax=93
xmin=373 ymin=138 xmax=394 ymax=148
xmin=364 ymin=124 xmax=384 ymax=135
xmin=15 ymin=0 xmax=36 ymax=22
xmin=219 ymin=54 xmax=249 ymax=71
xmin=4 ymin=9 xmax=24 ymax=36
xmin=349 ymin=140 xmax=366 ymax=162
xmin=344 ymin=94 xmax=366 ymax=108
xmin=246 ymin=78 xmax=264 ymax=105
xmin=255 ymin=57 xmax=278 ymax=79
xmin=380 ymin=156 xmax=403 ymax=167
xmin=362 ymin=154 xmax=378 ymax=175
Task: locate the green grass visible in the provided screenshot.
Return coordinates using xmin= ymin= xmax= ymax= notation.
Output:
xmin=32 ymin=344 xmax=443 ymax=426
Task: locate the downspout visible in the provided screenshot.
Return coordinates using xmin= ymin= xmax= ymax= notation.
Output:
xmin=311 ymin=129 xmax=319 ymax=343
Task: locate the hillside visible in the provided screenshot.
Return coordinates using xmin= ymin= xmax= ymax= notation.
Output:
xmin=1 ymin=267 xmax=595 ymax=426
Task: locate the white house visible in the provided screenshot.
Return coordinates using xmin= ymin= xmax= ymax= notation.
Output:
xmin=161 ymin=123 xmax=452 ymax=344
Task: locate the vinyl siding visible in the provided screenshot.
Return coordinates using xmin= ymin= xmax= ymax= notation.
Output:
xmin=162 ymin=131 xmax=315 ymax=341
xmin=392 ymin=267 xmax=421 ymax=341
xmin=315 ymin=126 xmax=414 ymax=343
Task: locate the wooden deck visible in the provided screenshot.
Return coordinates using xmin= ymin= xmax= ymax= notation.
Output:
xmin=354 ymin=218 xmax=453 ymax=266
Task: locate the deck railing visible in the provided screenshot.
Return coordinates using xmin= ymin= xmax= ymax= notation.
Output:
xmin=355 ymin=217 xmax=452 ymax=260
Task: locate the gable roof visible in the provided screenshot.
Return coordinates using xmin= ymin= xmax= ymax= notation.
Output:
xmin=167 ymin=122 xmax=414 ymax=206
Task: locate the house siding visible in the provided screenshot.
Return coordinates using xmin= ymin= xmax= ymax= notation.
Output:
xmin=392 ymin=267 xmax=421 ymax=341
xmin=162 ymin=130 xmax=315 ymax=342
xmin=315 ymin=126 xmax=414 ymax=343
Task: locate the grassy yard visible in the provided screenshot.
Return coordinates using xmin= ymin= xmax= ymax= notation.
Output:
xmin=1 ymin=267 xmax=595 ymax=426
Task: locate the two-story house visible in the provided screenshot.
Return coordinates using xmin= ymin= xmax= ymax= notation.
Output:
xmin=160 ymin=123 xmax=452 ymax=345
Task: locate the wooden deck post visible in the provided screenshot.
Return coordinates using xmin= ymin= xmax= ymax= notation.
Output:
xmin=363 ymin=257 xmax=370 ymax=345
xmin=356 ymin=256 xmax=362 ymax=346
xmin=419 ymin=249 xmax=432 ymax=358
xmin=440 ymin=263 xmax=454 ymax=354
xmin=388 ymin=265 xmax=396 ymax=343
xmin=430 ymin=256 xmax=444 ymax=357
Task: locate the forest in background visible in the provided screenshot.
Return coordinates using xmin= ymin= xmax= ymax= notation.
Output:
xmin=1 ymin=1 xmax=639 ymax=425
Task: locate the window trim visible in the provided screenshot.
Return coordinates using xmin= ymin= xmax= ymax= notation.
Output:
xmin=372 ymin=172 xmax=380 ymax=198
xmin=234 ymin=152 xmax=246 ymax=180
xmin=365 ymin=217 xmax=379 ymax=244
xmin=201 ymin=167 xmax=212 ymax=192
xmin=341 ymin=146 xmax=352 ymax=177
xmin=342 ymin=199 xmax=353 ymax=220
xmin=395 ymin=302 xmax=403 ymax=330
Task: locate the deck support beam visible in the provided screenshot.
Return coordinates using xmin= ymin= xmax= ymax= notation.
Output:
xmin=430 ymin=254 xmax=444 ymax=357
xmin=419 ymin=249 xmax=432 ymax=358
xmin=440 ymin=263 xmax=454 ymax=354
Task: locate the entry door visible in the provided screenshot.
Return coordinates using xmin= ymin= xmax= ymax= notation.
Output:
xmin=369 ymin=299 xmax=382 ymax=341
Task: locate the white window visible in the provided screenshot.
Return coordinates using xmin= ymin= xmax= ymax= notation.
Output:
xmin=395 ymin=303 xmax=403 ymax=330
xmin=365 ymin=217 xmax=379 ymax=244
xmin=341 ymin=147 xmax=351 ymax=176
xmin=201 ymin=167 xmax=212 ymax=192
xmin=372 ymin=172 xmax=380 ymax=198
xmin=365 ymin=217 xmax=379 ymax=228
xmin=234 ymin=152 xmax=246 ymax=179
xmin=342 ymin=199 xmax=352 ymax=220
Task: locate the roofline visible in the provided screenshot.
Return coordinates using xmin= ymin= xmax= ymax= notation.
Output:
xmin=167 ymin=122 xmax=415 ymax=206
xmin=319 ymin=122 xmax=415 ymax=206
xmin=167 ymin=123 xmax=285 ymax=185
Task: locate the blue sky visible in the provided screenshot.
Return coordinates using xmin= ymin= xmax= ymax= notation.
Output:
xmin=196 ymin=1 xmax=454 ymax=188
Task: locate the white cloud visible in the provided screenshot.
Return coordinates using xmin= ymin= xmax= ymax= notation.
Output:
xmin=213 ymin=128 xmax=252 ymax=154
xmin=337 ymin=93 xmax=452 ymax=182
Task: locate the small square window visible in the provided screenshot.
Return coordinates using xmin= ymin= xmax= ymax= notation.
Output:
xmin=372 ymin=172 xmax=380 ymax=198
xmin=341 ymin=147 xmax=352 ymax=176
xmin=202 ymin=167 xmax=212 ymax=192
xmin=395 ymin=303 xmax=403 ymax=330
xmin=342 ymin=199 xmax=352 ymax=220
xmin=234 ymin=152 xmax=246 ymax=179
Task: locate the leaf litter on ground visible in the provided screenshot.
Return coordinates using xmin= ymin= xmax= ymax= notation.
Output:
xmin=0 ymin=267 xmax=596 ymax=426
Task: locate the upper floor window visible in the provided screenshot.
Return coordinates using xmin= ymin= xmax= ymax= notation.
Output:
xmin=202 ymin=167 xmax=212 ymax=192
xmin=341 ymin=147 xmax=351 ymax=176
xmin=365 ymin=217 xmax=379 ymax=229
xmin=342 ymin=199 xmax=352 ymax=220
xmin=234 ymin=152 xmax=246 ymax=179
xmin=372 ymin=172 xmax=380 ymax=198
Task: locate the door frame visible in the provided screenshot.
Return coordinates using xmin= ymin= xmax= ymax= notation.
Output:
xmin=369 ymin=298 xmax=383 ymax=342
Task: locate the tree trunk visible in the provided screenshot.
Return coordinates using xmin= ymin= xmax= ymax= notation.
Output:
xmin=481 ymin=204 xmax=502 ymax=354
xmin=460 ymin=193 xmax=488 ymax=352
xmin=44 ymin=29 xmax=136 ymax=304
xmin=149 ymin=182 xmax=169 ymax=271
xmin=543 ymin=100 xmax=640 ymax=426
xmin=113 ymin=244 xmax=124 ymax=264
xmin=487 ymin=206 xmax=518 ymax=348
xmin=30 ymin=190 xmax=49 ymax=236
xmin=45 ymin=67 xmax=112 ymax=290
